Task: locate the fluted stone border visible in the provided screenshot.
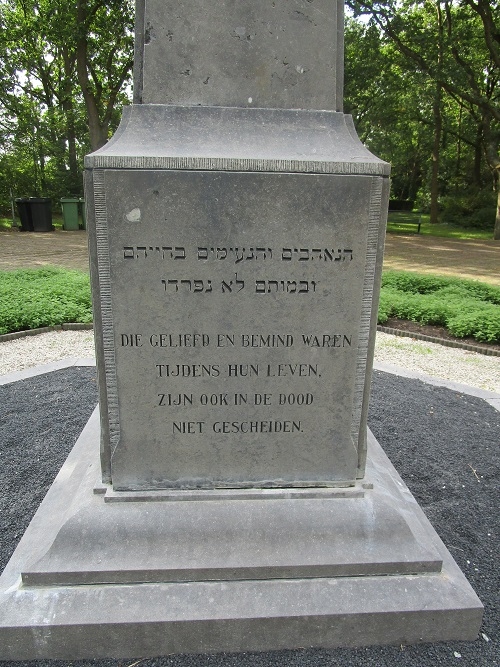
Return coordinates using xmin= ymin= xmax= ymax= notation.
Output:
xmin=351 ymin=177 xmax=383 ymax=448
xmin=88 ymin=155 xmax=390 ymax=175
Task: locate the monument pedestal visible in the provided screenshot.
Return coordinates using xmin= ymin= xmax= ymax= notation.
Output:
xmin=0 ymin=408 xmax=482 ymax=659
xmin=85 ymin=106 xmax=390 ymax=492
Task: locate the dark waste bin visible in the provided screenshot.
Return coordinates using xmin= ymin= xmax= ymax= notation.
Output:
xmin=61 ymin=198 xmax=80 ymax=230
xmin=79 ymin=198 xmax=86 ymax=230
xmin=29 ymin=198 xmax=53 ymax=232
xmin=15 ymin=198 xmax=34 ymax=232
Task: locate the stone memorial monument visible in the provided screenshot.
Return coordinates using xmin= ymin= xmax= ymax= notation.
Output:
xmin=0 ymin=0 xmax=482 ymax=658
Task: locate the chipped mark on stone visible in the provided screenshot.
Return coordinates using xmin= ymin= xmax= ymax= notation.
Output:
xmin=248 ymin=97 xmax=253 ymax=104
xmin=234 ymin=27 xmax=246 ymax=39
xmin=295 ymin=65 xmax=308 ymax=74
xmin=125 ymin=208 xmax=141 ymax=223
xmin=292 ymin=10 xmax=313 ymax=22
xmin=203 ymin=76 xmax=210 ymax=84
xmin=181 ymin=69 xmax=192 ymax=76
xmin=166 ymin=30 xmax=173 ymax=41
xmin=144 ymin=22 xmax=155 ymax=44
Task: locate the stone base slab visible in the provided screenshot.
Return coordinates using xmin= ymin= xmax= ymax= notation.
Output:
xmin=0 ymin=408 xmax=482 ymax=659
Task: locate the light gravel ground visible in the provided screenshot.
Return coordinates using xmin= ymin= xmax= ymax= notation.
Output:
xmin=1 ymin=329 xmax=499 ymax=393
xmin=375 ymin=332 xmax=500 ymax=393
xmin=0 ymin=330 xmax=95 ymax=376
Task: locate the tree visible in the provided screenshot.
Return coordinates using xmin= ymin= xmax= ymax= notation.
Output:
xmin=347 ymin=0 xmax=500 ymax=238
xmin=345 ymin=17 xmax=441 ymax=207
xmin=0 ymin=0 xmax=134 ymax=208
xmin=75 ymin=0 xmax=134 ymax=150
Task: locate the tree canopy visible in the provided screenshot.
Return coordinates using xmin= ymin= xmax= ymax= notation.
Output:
xmin=345 ymin=0 xmax=499 ymax=237
xmin=0 ymin=0 xmax=498 ymax=237
xmin=0 ymin=0 xmax=134 ymax=204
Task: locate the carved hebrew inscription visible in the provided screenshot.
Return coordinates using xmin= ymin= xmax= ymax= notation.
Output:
xmin=122 ymin=245 xmax=354 ymax=295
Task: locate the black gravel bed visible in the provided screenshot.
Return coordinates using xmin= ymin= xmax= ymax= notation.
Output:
xmin=0 ymin=368 xmax=498 ymax=667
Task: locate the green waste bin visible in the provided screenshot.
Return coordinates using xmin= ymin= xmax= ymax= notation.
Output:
xmin=61 ymin=198 xmax=80 ymax=230
xmin=79 ymin=198 xmax=86 ymax=230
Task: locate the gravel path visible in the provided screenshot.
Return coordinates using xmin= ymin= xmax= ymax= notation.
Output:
xmin=375 ymin=331 xmax=500 ymax=393
xmin=0 ymin=330 xmax=95 ymax=376
xmin=1 ymin=329 xmax=499 ymax=392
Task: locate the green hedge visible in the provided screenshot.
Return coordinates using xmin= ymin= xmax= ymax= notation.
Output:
xmin=0 ymin=267 xmax=92 ymax=335
xmin=1 ymin=267 xmax=499 ymax=345
xmin=379 ymin=271 xmax=500 ymax=343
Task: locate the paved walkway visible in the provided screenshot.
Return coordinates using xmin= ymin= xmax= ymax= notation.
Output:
xmin=1 ymin=228 xmax=499 ymax=285
xmin=0 ymin=229 xmax=90 ymax=273
xmin=384 ymin=234 xmax=500 ymax=286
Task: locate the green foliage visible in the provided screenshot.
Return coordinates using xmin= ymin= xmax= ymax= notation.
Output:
xmin=379 ymin=271 xmax=500 ymax=343
xmin=345 ymin=1 xmax=500 ymax=238
xmin=0 ymin=267 xmax=92 ymax=334
xmin=0 ymin=0 xmax=134 ymax=210
xmin=381 ymin=271 xmax=500 ymax=303
xmin=0 ymin=214 xmax=64 ymax=230
xmin=344 ymin=18 xmax=431 ymax=203
xmin=439 ymin=189 xmax=497 ymax=230
xmin=447 ymin=311 xmax=500 ymax=342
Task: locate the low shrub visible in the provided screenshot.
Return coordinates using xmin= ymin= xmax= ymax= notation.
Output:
xmin=381 ymin=271 xmax=500 ymax=305
xmin=439 ymin=190 xmax=496 ymax=230
xmin=379 ymin=271 xmax=500 ymax=343
xmin=0 ymin=267 xmax=92 ymax=335
xmin=447 ymin=311 xmax=500 ymax=343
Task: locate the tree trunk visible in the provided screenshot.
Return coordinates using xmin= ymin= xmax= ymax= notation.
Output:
xmin=31 ymin=126 xmax=40 ymax=197
xmin=76 ymin=0 xmax=109 ymax=152
xmin=455 ymin=103 xmax=463 ymax=182
xmin=87 ymin=113 xmax=108 ymax=152
xmin=67 ymin=120 xmax=80 ymax=192
xmin=430 ymin=1 xmax=444 ymax=225
xmin=430 ymin=82 xmax=442 ymax=224
xmin=61 ymin=97 xmax=81 ymax=192
xmin=494 ymin=174 xmax=500 ymax=241
xmin=482 ymin=112 xmax=500 ymax=239
xmin=473 ymin=125 xmax=483 ymax=187
xmin=61 ymin=51 xmax=81 ymax=193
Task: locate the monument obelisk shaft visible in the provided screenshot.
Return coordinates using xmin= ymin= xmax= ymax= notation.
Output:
xmin=134 ymin=0 xmax=344 ymax=110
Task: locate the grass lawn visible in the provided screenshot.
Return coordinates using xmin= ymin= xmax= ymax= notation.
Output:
xmin=387 ymin=211 xmax=493 ymax=240
xmin=1 ymin=214 xmax=64 ymax=230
